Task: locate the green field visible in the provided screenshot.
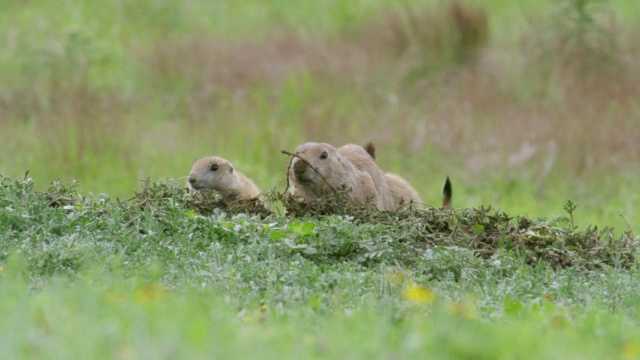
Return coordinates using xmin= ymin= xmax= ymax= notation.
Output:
xmin=1 ymin=0 xmax=640 ymax=358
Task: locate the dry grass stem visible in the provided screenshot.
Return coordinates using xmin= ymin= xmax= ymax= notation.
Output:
xmin=280 ymin=149 xmax=338 ymax=194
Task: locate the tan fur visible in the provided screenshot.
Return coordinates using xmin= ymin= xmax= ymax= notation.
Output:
xmin=188 ymin=156 xmax=261 ymax=201
xmin=288 ymin=142 xmax=395 ymax=211
xmin=363 ymin=141 xmax=423 ymax=209
xmin=338 ymin=144 xmax=395 ymax=210
xmin=385 ymin=173 xmax=423 ymax=209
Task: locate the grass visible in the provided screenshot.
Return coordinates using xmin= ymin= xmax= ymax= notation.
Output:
xmin=1 ymin=175 xmax=640 ymax=359
xmin=3 ymin=272 xmax=639 ymax=359
xmin=1 ymin=0 xmax=640 ymax=357
xmin=2 ymin=272 xmax=640 ymax=359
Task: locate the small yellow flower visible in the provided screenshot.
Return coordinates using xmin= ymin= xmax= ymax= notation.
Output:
xmin=241 ymin=314 xmax=266 ymax=324
xmin=622 ymin=342 xmax=639 ymax=358
xmin=543 ymin=293 xmax=556 ymax=301
xmin=445 ymin=298 xmax=478 ymax=319
xmin=0 ymin=266 xmax=4 ymax=275
xmin=134 ymin=284 xmax=165 ymax=304
xmin=238 ymin=302 xmax=268 ymax=324
xmin=403 ymin=283 xmax=436 ymax=305
xmin=241 ymin=315 xmax=259 ymax=323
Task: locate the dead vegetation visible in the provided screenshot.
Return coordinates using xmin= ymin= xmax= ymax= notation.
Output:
xmin=30 ymin=175 xmax=638 ymax=271
xmin=226 ymin=188 xmax=639 ymax=271
xmin=129 ymin=178 xmax=273 ymax=218
xmin=120 ymin=149 xmax=640 ymax=271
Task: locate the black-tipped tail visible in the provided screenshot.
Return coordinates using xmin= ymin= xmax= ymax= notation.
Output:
xmin=442 ymin=176 xmax=452 ymax=208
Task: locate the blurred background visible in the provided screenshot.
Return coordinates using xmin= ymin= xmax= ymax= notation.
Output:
xmin=1 ymin=0 xmax=638 ymax=232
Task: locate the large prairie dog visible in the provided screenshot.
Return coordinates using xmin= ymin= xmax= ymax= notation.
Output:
xmin=337 ymin=144 xmax=395 ymax=211
xmin=188 ymin=156 xmax=261 ymax=201
xmin=364 ymin=141 xmax=452 ymax=208
xmin=364 ymin=142 xmax=423 ymax=209
xmin=288 ymin=142 xmax=395 ymax=211
xmin=385 ymin=173 xmax=424 ymax=209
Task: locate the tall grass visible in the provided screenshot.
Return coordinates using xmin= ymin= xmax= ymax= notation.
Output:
xmin=0 ymin=0 xmax=638 ymax=231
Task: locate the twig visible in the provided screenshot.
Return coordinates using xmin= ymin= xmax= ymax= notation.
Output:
xmin=281 ymin=151 xmax=294 ymax=193
xmin=619 ymin=214 xmax=634 ymax=234
xmin=280 ymin=150 xmax=337 ymax=193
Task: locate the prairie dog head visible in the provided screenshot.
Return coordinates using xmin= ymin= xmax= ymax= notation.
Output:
xmin=188 ymin=156 xmax=238 ymax=195
xmin=289 ymin=142 xmax=350 ymax=195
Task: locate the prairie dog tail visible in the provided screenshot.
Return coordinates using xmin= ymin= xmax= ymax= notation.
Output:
xmin=442 ymin=176 xmax=453 ymax=208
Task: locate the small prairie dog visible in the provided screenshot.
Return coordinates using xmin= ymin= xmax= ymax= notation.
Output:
xmin=288 ymin=142 xmax=395 ymax=211
xmin=364 ymin=142 xmax=423 ymax=209
xmin=188 ymin=156 xmax=261 ymax=201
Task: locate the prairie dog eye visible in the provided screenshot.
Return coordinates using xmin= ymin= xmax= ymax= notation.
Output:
xmin=320 ymin=151 xmax=328 ymax=160
xmin=210 ymin=164 xmax=219 ymax=171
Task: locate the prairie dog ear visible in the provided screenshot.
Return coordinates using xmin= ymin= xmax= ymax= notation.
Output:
xmin=229 ymin=166 xmax=234 ymax=173
xmin=364 ymin=141 xmax=376 ymax=159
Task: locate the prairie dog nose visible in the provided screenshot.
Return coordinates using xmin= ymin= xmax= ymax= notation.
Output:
xmin=188 ymin=176 xmax=196 ymax=184
xmin=293 ymin=158 xmax=308 ymax=176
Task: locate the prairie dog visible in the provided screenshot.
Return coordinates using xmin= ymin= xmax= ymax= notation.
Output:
xmin=337 ymin=144 xmax=395 ymax=211
xmin=363 ymin=142 xmax=423 ymax=209
xmin=364 ymin=141 xmax=452 ymax=208
xmin=188 ymin=156 xmax=261 ymax=201
xmin=288 ymin=142 xmax=395 ymax=211
xmin=385 ymin=173 xmax=423 ymax=209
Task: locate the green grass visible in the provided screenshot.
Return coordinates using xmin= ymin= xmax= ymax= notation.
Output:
xmin=1 ymin=175 xmax=640 ymax=359
xmin=3 ymin=270 xmax=640 ymax=359
xmin=1 ymin=0 xmax=640 ymax=356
